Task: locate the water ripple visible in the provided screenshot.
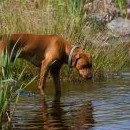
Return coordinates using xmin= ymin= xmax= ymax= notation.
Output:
xmin=9 ymin=79 xmax=130 ymax=130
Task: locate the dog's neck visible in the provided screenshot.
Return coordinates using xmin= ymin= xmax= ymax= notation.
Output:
xmin=66 ymin=45 xmax=79 ymax=68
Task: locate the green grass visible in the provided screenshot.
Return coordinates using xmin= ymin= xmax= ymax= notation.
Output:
xmin=0 ymin=0 xmax=129 ymax=76
xmin=116 ymin=0 xmax=127 ymax=16
xmin=90 ymin=43 xmax=129 ymax=73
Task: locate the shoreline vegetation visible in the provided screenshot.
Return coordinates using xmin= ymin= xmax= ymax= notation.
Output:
xmin=0 ymin=0 xmax=130 ymax=127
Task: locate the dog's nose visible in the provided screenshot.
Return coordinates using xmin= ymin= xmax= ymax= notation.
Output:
xmin=86 ymin=74 xmax=92 ymax=80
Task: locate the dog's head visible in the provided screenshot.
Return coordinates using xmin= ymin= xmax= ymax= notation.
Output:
xmin=72 ymin=51 xmax=92 ymax=79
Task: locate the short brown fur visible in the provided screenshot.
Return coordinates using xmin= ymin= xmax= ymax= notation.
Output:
xmin=0 ymin=34 xmax=92 ymax=96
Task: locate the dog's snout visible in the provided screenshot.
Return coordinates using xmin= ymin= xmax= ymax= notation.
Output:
xmin=86 ymin=74 xmax=92 ymax=80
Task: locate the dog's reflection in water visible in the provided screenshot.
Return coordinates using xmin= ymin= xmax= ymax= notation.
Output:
xmin=41 ymin=95 xmax=95 ymax=130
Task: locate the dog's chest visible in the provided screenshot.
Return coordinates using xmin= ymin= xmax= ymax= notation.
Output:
xmin=23 ymin=53 xmax=42 ymax=67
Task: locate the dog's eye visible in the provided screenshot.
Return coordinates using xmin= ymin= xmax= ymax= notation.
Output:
xmin=82 ymin=64 xmax=88 ymax=68
xmin=88 ymin=63 xmax=92 ymax=68
xmin=82 ymin=63 xmax=92 ymax=68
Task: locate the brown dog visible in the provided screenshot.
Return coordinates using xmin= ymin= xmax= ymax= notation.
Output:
xmin=0 ymin=33 xmax=92 ymax=96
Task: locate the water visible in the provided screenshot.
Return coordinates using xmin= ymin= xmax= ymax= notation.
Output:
xmin=10 ymin=73 xmax=130 ymax=130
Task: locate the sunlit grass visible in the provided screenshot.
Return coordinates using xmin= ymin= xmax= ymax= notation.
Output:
xmin=0 ymin=0 xmax=129 ymax=76
xmin=89 ymin=43 xmax=129 ymax=73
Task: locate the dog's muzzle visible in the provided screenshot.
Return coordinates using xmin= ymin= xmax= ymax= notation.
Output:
xmin=86 ymin=74 xmax=93 ymax=80
xmin=86 ymin=72 xmax=93 ymax=80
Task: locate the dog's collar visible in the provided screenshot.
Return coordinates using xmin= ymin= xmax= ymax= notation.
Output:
xmin=68 ymin=45 xmax=79 ymax=68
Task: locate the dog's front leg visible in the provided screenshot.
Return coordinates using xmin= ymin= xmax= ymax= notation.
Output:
xmin=50 ymin=66 xmax=62 ymax=96
xmin=38 ymin=60 xmax=50 ymax=96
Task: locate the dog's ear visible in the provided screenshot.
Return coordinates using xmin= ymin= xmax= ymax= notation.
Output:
xmin=71 ymin=53 xmax=81 ymax=67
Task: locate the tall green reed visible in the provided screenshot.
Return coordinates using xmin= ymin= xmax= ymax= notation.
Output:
xmin=0 ymin=40 xmax=36 ymax=126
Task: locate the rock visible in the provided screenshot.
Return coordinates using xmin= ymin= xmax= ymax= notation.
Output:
xmin=107 ymin=17 xmax=130 ymax=37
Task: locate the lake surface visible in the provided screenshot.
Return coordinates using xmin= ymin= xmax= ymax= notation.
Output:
xmin=10 ymin=72 xmax=130 ymax=130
